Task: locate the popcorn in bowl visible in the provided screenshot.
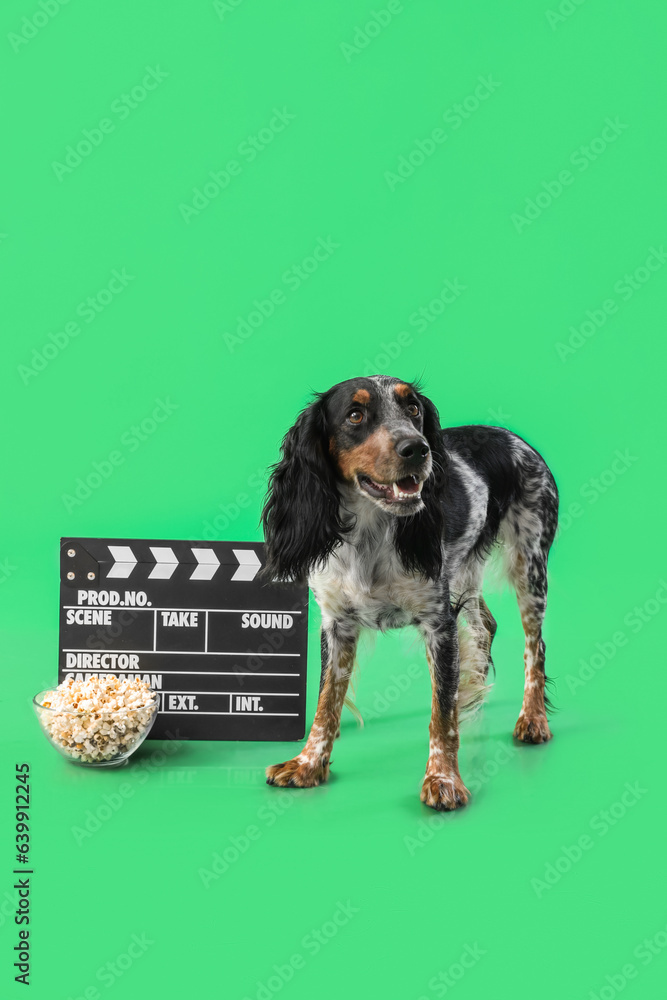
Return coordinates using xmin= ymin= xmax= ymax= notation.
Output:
xmin=33 ymin=674 xmax=158 ymax=766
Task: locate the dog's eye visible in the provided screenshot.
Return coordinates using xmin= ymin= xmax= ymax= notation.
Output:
xmin=348 ymin=410 xmax=364 ymax=424
xmin=407 ymin=403 xmax=420 ymax=417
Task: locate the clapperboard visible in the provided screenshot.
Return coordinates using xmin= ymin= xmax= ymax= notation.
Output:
xmin=58 ymin=538 xmax=308 ymax=740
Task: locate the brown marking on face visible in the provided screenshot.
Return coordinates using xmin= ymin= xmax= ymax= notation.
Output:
xmin=335 ymin=427 xmax=399 ymax=483
xmin=352 ymin=389 xmax=370 ymax=404
xmin=394 ymin=383 xmax=412 ymax=399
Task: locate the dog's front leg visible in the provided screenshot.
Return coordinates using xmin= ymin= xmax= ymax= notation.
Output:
xmin=419 ymin=613 xmax=470 ymax=811
xmin=266 ymin=618 xmax=358 ymax=788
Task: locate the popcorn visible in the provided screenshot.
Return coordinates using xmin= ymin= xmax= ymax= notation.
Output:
xmin=37 ymin=675 xmax=157 ymax=763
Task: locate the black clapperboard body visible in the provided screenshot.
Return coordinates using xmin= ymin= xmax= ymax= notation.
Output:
xmin=58 ymin=538 xmax=308 ymax=740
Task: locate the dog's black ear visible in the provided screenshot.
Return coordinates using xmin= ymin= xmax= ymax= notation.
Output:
xmin=261 ymin=396 xmax=348 ymax=584
xmin=395 ymin=390 xmax=448 ymax=580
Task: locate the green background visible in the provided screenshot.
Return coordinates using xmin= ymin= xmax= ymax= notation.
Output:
xmin=2 ymin=1 xmax=666 ymax=997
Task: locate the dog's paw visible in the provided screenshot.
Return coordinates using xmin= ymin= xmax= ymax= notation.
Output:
xmin=420 ymin=773 xmax=470 ymax=812
xmin=513 ymin=713 xmax=552 ymax=743
xmin=266 ymin=755 xmax=329 ymax=788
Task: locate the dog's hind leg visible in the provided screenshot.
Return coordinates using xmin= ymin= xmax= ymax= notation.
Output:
xmin=501 ymin=462 xmax=558 ymax=743
xmin=511 ymin=552 xmax=552 ymax=743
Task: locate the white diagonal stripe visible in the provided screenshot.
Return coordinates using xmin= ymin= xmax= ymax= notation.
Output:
xmin=231 ymin=548 xmax=261 ymax=582
xmin=190 ymin=548 xmax=220 ymax=581
xmin=107 ymin=545 xmax=137 ymax=579
xmin=148 ymin=547 xmax=178 ymax=579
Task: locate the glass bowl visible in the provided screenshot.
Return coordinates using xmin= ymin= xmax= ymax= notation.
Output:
xmin=32 ymin=688 xmax=159 ymax=767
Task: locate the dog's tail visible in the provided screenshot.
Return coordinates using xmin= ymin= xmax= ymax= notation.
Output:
xmin=343 ymin=694 xmax=364 ymax=726
xmin=339 ymin=619 xmax=491 ymax=725
xmin=456 ymin=623 xmax=493 ymax=719
xmin=452 ymin=593 xmax=493 ymax=720
xmin=342 ymin=653 xmax=364 ymax=727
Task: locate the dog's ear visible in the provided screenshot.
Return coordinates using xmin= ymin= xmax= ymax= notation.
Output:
xmin=261 ymin=395 xmax=348 ymax=584
xmin=395 ymin=390 xmax=448 ymax=580
xmin=419 ymin=391 xmax=449 ymax=495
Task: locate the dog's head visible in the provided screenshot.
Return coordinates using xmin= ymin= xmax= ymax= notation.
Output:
xmin=327 ymin=376 xmax=433 ymax=514
xmin=261 ymin=375 xmax=448 ymax=583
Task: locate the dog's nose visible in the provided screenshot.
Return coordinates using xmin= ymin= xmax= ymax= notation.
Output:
xmin=395 ymin=437 xmax=430 ymax=464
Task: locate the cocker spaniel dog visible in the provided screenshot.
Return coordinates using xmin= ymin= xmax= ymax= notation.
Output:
xmin=261 ymin=375 xmax=558 ymax=810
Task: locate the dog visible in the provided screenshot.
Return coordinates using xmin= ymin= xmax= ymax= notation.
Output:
xmin=261 ymin=375 xmax=558 ymax=810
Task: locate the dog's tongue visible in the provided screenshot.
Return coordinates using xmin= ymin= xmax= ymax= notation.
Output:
xmin=396 ymin=475 xmax=420 ymax=495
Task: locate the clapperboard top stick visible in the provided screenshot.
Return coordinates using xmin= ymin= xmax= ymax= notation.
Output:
xmin=59 ymin=538 xmax=309 ymax=741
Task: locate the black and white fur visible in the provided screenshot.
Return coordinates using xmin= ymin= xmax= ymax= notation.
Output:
xmin=262 ymin=375 xmax=559 ymax=811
